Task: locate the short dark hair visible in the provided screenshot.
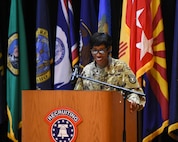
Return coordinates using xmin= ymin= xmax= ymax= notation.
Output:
xmin=90 ymin=32 xmax=112 ymax=49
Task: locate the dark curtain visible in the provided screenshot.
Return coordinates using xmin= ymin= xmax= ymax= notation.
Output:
xmin=0 ymin=0 xmax=176 ymax=141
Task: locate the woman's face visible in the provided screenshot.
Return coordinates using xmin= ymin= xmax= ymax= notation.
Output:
xmin=91 ymin=44 xmax=110 ymax=68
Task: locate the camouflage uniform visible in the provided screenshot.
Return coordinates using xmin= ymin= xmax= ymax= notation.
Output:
xmin=74 ymin=57 xmax=146 ymax=107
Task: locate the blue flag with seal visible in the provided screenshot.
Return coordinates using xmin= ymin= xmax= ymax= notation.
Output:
xmin=36 ymin=0 xmax=52 ymax=89
xmin=54 ymin=0 xmax=78 ymax=90
xmin=98 ymin=0 xmax=111 ymax=35
xmin=79 ymin=0 xmax=98 ymax=66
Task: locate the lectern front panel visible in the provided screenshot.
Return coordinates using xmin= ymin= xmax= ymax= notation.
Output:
xmin=22 ymin=90 xmax=137 ymax=142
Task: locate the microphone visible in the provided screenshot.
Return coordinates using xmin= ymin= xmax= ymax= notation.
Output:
xmin=71 ymin=65 xmax=79 ymax=82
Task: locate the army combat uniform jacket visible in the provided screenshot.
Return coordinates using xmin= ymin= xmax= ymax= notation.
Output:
xmin=74 ymin=57 xmax=146 ymax=108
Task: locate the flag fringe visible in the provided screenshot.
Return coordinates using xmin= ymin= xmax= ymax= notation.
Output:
xmin=7 ymin=106 xmax=18 ymax=142
xmin=168 ymin=122 xmax=178 ymax=141
xmin=142 ymin=120 xmax=168 ymax=142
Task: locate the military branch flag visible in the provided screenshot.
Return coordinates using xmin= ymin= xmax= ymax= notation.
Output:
xmin=79 ymin=0 xmax=98 ymax=66
xmin=98 ymin=0 xmax=111 ymax=35
xmin=36 ymin=0 xmax=52 ymax=89
xmin=7 ymin=0 xmax=30 ymax=141
xmin=54 ymin=0 xmax=78 ymax=90
xmin=119 ymin=0 xmax=154 ymax=76
xmin=119 ymin=0 xmax=169 ymax=141
xmin=168 ymin=0 xmax=178 ymax=140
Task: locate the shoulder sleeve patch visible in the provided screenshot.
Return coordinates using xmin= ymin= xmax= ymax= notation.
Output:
xmin=128 ymin=74 xmax=136 ymax=84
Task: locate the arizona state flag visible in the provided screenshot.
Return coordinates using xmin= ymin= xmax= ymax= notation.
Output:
xmin=36 ymin=0 xmax=52 ymax=89
xmin=79 ymin=0 xmax=98 ymax=66
xmin=7 ymin=0 xmax=30 ymax=141
xmin=119 ymin=0 xmax=169 ymax=141
xmin=54 ymin=0 xmax=78 ymax=90
xmin=168 ymin=0 xmax=178 ymax=140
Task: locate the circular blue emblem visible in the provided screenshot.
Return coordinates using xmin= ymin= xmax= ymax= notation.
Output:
xmin=7 ymin=33 xmax=19 ymax=75
xmin=55 ymin=38 xmax=65 ymax=66
xmin=36 ymin=35 xmax=50 ymax=75
xmin=51 ymin=118 xmax=75 ymax=142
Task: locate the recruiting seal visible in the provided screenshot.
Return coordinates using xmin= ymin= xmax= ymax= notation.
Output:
xmin=45 ymin=107 xmax=82 ymax=142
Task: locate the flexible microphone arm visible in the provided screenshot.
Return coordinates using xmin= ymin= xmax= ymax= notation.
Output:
xmin=76 ymin=74 xmax=145 ymax=97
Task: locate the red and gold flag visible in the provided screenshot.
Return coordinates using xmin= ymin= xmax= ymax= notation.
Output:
xmin=119 ymin=0 xmax=169 ymax=141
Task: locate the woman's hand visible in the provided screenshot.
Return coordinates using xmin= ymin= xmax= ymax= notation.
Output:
xmin=129 ymin=102 xmax=143 ymax=112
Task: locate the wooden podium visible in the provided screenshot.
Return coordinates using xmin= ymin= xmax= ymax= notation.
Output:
xmin=22 ymin=90 xmax=137 ymax=142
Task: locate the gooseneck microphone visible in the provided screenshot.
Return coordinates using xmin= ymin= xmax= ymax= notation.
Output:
xmin=71 ymin=65 xmax=79 ymax=82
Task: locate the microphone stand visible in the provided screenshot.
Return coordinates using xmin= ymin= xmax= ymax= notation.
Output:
xmin=75 ymin=74 xmax=145 ymax=142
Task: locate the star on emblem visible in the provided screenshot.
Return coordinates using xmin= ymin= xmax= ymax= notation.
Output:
xmin=136 ymin=31 xmax=153 ymax=60
xmin=136 ymin=8 xmax=144 ymax=28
